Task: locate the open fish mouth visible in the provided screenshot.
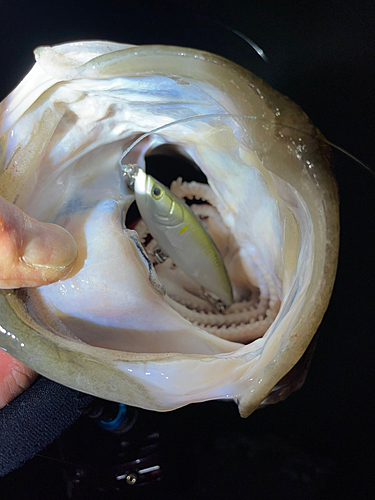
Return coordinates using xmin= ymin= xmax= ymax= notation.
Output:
xmin=0 ymin=41 xmax=339 ymax=417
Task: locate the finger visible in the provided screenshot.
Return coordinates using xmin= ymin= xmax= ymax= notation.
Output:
xmin=0 ymin=351 xmax=37 ymax=408
xmin=0 ymin=197 xmax=77 ymax=288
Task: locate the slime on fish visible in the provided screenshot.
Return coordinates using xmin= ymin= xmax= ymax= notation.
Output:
xmin=0 ymin=42 xmax=339 ymax=417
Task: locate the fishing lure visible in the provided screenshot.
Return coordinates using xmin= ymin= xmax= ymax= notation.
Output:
xmin=122 ymin=164 xmax=233 ymax=311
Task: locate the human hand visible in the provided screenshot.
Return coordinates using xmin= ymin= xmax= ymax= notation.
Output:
xmin=0 ymin=196 xmax=77 ymax=408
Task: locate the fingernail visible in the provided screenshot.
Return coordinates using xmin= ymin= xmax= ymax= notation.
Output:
xmin=22 ymin=222 xmax=77 ymax=269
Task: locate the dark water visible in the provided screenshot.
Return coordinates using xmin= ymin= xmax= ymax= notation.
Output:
xmin=0 ymin=1 xmax=374 ymax=498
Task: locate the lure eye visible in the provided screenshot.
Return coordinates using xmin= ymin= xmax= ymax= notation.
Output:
xmin=152 ymin=185 xmax=163 ymax=199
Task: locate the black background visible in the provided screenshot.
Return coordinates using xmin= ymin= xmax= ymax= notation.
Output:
xmin=0 ymin=0 xmax=374 ymax=498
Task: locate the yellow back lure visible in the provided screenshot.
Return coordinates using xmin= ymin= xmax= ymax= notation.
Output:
xmin=122 ymin=164 xmax=233 ymax=310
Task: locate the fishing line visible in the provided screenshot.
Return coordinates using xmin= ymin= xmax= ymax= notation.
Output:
xmin=211 ymin=19 xmax=269 ymax=62
xmin=172 ymin=15 xmax=372 ymax=173
xmin=230 ymin=28 xmax=269 ymax=63
xmin=193 ymin=14 xmax=269 ymax=62
xmin=119 ymin=113 xmax=372 ymax=176
xmin=324 ymin=140 xmax=373 ymax=177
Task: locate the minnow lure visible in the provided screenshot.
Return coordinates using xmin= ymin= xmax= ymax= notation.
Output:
xmin=122 ymin=164 xmax=233 ymax=310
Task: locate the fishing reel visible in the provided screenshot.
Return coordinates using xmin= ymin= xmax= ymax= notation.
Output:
xmin=61 ymin=399 xmax=167 ymax=498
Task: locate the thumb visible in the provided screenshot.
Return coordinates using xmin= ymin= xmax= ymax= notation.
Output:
xmin=0 ymin=196 xmax=77 ymax=288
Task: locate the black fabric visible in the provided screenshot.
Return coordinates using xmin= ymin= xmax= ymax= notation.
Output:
xmin=0 ymin=376 xmax=92 ymax=477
